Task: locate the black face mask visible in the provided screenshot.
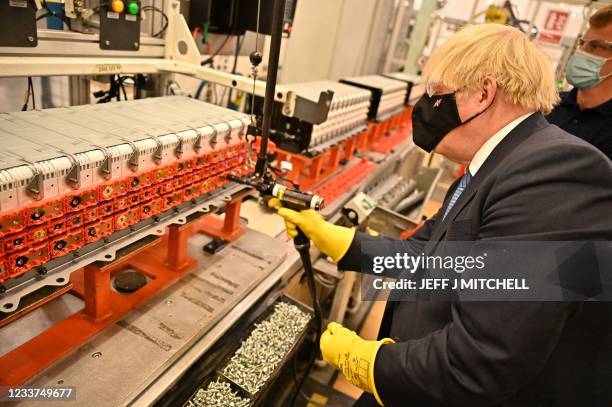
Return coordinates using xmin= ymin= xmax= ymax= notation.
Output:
xmin=411 ymin=91 xmax=491 ymax=152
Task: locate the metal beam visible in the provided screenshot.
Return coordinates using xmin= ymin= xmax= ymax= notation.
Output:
xmin=403 ymin=0 xmax=440 ymax=76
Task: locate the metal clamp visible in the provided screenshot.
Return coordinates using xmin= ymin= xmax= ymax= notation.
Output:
xmin=235 ymin=120 xmax=247 ymax=141
xmin=61 ymin=151 xmax=81 ymax=189
xmin=94 ymin=145 xmax=113 ymax=180
xmin=22 ymin=160 xmax=44 ymax=201
xmin=174 ymin=132 xmax=184 ymax=157
xmin=209 ymin=127 xmax=219 ymax=149
xmin=193 ymin=128 xmax=204 ymax=152
xmin=120 ymin=139 xmax=140 ymax=170
xmin=151 ymin=136 xmax=163 ymax=164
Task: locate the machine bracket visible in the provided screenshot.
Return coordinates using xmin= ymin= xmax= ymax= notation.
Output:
xmin=193 ymin=129 xmax=203 ymax=152
xmin=63 ymin=152 xmax=81 ymax=189
xmin=124 ymin=140 xmax=140 ymax=170
xmin=174 ymin=133 xmax=184 ymax=157
xmin=151 ymin=137 xmax=163 ymax=164
xmin=26 ymin=166 xmax=44 ymax=201
xmin=96 ymin=146 xmax=114 ymax=180
xmin=284 ymin=89 xmax=335 ymax=125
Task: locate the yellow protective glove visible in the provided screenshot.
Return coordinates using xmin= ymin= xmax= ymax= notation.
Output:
xmin=320 ymin=322 xmax=394 ymax=405
xmin=268 ymin=198 xmax=355 ymax=263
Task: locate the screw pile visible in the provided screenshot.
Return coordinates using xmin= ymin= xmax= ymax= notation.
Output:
xmin=185 ymin=379 xmax=250 ymax=407
xmin=222 ymin=302 xmax=310 ymax=394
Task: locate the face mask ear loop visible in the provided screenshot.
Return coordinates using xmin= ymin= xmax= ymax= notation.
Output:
xmin=600 ymin=57 xmax=612 ymax=79
xmin=597 ymin=55 xmax=612 ymax=78
xmin=460 ymin=89 xmax=497 ymax=125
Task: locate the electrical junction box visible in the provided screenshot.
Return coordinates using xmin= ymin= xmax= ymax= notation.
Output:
xmin=343 ymin=192 xmax=376 ymax=225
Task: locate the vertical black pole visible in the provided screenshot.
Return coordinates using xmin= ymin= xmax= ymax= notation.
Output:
xmin=255 ymin=0 xmax=285 ymax=176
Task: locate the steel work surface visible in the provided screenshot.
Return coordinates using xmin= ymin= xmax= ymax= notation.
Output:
xmin=14 ymin=228 xmax=290 ymax=406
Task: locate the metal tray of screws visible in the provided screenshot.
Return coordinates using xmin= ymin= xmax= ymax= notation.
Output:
xmin=217 ymin=295 xmax=314 ymax=405
xmin=183 ymin=373 xmax=252 ymax=407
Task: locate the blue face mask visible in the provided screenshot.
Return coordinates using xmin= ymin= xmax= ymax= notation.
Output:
xmin=566 ymin=49 xmax=612 ymax=89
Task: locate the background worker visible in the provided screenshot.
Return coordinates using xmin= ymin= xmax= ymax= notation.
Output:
xmin=547 ymin=5 xmax=612 ymax=159
xmin=271 ymin=23 xmax=612 ymax=407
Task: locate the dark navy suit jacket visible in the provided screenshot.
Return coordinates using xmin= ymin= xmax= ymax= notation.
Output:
xmin=338 ymin=114 xmax=612 ymax=407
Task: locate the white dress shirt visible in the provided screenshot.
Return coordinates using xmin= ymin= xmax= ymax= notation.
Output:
xmin=468 ymin=112 xmax=533 ymax=175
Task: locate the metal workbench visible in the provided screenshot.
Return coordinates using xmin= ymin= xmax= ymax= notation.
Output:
xmin=5 ymin=227 xmax=301 ymax=406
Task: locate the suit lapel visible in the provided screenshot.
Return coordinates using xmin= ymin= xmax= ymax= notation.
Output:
xmin=429 ymin=113 xmax=548 ymax=243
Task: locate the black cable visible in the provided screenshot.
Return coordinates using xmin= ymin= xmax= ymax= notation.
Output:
xmin=118 ymin=76 xmax=135 ymax=100
xmin=29 ymin=77 xmax=35 ymax=110
xmin=22 ymin=77 xmax=33 ymax=111
xmin=95 ymin=75 xmax=124 ymax=103
xmin=268 ymin=165 xmax=301 ymax=190
xmin=120 ymin=82 xmax=128 ymax=101
xmin=291 ymin=356 xmax=326 ymax=406
xmin=36 ymin=2 xmax=72 ymax=29
xmin=200 ymin=34 xmax=232 ymax=66
xmin=290 ymin=231 xmax=323 ymax=407
xmin=142 ymin=6 xmax=168 ymax=38
xmin=114 ymin=77 xmax=120 ymax=101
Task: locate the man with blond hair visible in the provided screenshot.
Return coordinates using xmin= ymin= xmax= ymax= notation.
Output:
xmin=271 ymin=23 xmax=612 ymax=406
xmin=547 ymin=5 xmax=612 ymax=159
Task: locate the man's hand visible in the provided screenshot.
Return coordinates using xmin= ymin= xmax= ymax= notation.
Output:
xmin=268 ymin=198 xmax=355 ymax=263
xmin=320 ymin=322 xmax=394 ymax=405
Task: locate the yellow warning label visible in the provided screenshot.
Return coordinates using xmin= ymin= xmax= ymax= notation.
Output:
xmin=94 ymin=64 xmax=123 ymax=74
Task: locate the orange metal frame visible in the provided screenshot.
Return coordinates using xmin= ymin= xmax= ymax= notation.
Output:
xmin=366 ymin=107 xmax=413 ymax=154
xmin=274 ymin=133 xmax=364 ymax=191
xmin=0 ymin=196 xmax=246 ymax=387
xmin=270 ymin=107 xmax=413 ymax=204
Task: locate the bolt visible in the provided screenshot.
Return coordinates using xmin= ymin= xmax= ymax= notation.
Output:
xmin=222 ymin=302 xmax=310 ymax=394
xmin=105 ymin=40 xmax=110 ymax=46
xmin=91 ymin=351 xmax=102 ymax=358
xmin=134 ymin=42 xmax=139 ymax=48
xmin=27 ymin=36 xmax=34 ymax=42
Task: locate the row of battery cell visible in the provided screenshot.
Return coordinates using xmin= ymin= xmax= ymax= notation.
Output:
xmin=0 ymin=145 xmax=247 ymax=239
xmin=0 ymin=149 xmax=252 ymax=282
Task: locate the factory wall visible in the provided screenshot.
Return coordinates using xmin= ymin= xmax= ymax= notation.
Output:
xmin=280 ymin=0 xmax=395 ymax=83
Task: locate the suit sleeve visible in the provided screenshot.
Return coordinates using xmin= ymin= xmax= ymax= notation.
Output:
xmin=337 ymin=212 xmax=439 ymax=272
xmin=337 ymin=176 xmax=463 ymax=272
xmin=373 ymin=140 xmax=612 ymax=406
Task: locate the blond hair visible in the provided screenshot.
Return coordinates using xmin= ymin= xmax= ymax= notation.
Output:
xmin=423 ymin=24 xmax=559 ymax=114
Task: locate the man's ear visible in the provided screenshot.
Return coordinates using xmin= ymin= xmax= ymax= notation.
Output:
xmin=481 ymin=76 xmax=497 ymax=105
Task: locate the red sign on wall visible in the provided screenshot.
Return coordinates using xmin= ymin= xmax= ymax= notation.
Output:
xmin=544 ymin=10 xmax=569 ymax=32
xmin=539 ymin=10 xmax=569 ymax=44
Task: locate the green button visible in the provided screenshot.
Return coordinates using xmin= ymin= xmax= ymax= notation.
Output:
xmin=127 ymin=2 xmax=139 ymax=15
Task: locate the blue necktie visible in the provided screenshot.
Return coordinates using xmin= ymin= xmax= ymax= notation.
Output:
xmin=442 ymin=171 xmax=472 ymax=220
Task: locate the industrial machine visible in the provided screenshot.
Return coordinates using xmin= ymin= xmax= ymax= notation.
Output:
xmin=188 ymin=0 xmax=298 ymax=37
xmin=260 ymin=75 xmax=413 ymax=212
xmin=0 ymin=96 xmax=250 ymax=288
xmin=263 ymin=80 xmax=371 ymax=155
xmin=382 ymin=71 xmax=420 ymax=106
xmin=339 ymin=74 xmax=407 ymax=122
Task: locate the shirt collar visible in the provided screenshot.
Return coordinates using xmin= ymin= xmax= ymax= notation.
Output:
xmin=562 ymin=87 xmax=612 ymax=116
xmin=469 ymin=112 xmax=533 ymax=175
xmin=560 ymin=88 xmax=578 ymax=107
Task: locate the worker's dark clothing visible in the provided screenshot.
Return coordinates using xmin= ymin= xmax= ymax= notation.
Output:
xmin=546 ymin=88 xmax=612 ymax=160
xmin=339 ymin=114 xmax=612 ymax=407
